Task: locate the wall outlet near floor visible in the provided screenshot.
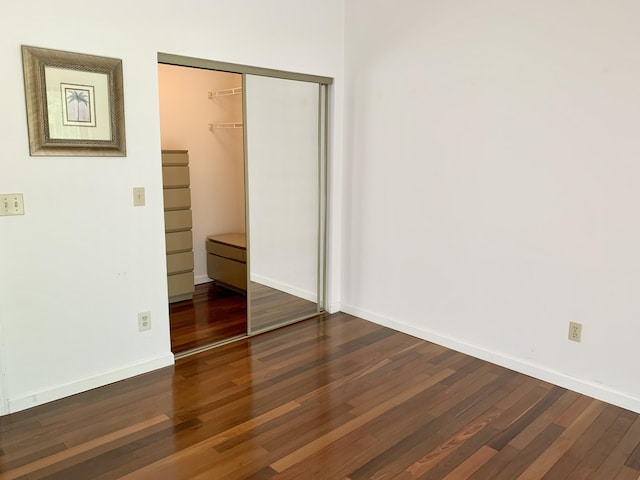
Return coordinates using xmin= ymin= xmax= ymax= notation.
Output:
xmin=568 ymin=321 xmax=582 ymax=342
xmin=138 ymin=311 xmax=151 ymax=332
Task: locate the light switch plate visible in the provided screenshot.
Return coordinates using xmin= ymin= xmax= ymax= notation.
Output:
xmin=0 ymin=193 xmax=24 ymax=216
xmin=133 ymin=187 xmax=145 ymax=206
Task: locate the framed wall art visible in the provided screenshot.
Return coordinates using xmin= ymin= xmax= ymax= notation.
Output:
xmin=21 ymin=45 xmax=126 ymax=156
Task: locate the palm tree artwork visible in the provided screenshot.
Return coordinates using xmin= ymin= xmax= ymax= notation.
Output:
xmin=66 ymin=88 xmax=90 ymax=122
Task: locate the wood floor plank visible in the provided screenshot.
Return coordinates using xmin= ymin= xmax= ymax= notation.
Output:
xmin=0 ymin=415 xmax=169 ymax=479
xmin=436 ymin=371 xmax=517 ymax=440
xmin=543 ymin=405 xmax=629 ymax=479
xmin=467 ymin=444 xmax=522 ymax=479
xmin=270 ymin=366 xmax=455 ymax=474
xmin=421 ymin=425 xmax=501 ymax=480
xmin=441 ymin=445 xmax=498 ymax=480
xmin=509 ymin=390 xmax=580 ymax=451
xmin=28 ymin=417 xmax=203 ymax=480
xmin=270 ymin=400 xmax=396 ymax=473
xmin=488 ymin=386 xmax=566 ymax=451
xmin=270 ymin=432 xmax=381 ymax=480
xmin=577 ymin=411 xmax=638 ymax=476
xmin=397 ymin=407 xmax=503 ymax=479
xmin=0 ymin=312 xmax=639 ymax=480
xmin=612 ymin=465 xmax=640 ymax=480
xmin=492 ymin=422 xmax=565 ymax=480
xmin=593 ymin=415 xmax=640 ymax=478
xmin=516 ymin=399 xmax=609 ymax=479
xmin=348 ymin=372 xmax=513 ymax=479
xmin=490 ymin=385 xmax=552 ymax=432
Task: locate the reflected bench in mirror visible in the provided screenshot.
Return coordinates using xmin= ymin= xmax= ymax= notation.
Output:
xmin=206 ymin=233 xmax=247 ymax=294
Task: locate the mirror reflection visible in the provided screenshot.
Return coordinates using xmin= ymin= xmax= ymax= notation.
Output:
xmin=245 ymin=75 xmax=322 ymax=333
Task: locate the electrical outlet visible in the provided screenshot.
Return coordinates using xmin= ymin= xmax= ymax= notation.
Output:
xmin=138 ymin=311 xmax=151 ymax=332
xmin=568 ymin=321 xmax=582 ymax=342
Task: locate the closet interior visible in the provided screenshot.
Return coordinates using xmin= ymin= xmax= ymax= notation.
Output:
xmin=158 ymin=64 xmax=247 ymax=354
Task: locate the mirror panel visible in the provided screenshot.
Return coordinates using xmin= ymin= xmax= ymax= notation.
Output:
xmin=245 ymin=75 xmax=323 ymax=333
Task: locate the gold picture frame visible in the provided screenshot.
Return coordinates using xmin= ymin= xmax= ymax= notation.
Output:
xmin=22 ymin=45 xmax=126 ymax=156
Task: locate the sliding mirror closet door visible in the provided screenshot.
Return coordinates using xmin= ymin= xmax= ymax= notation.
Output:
xmin=245 ymin=75 xmax=325 ymax=334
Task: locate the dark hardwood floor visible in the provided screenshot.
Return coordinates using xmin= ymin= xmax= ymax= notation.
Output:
xmin=169 ymin=282 xmax=247 ymax=354
xmin=250 ymin=282 xmax=320 ymax=332
xmin=170 ymin=282 xmax=321 ymax=354
xmin=3 ymin=313 xmax=640 ymax=479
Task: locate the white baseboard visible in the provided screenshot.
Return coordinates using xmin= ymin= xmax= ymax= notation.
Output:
xmin=327 ymin=301 xmax=341 ymax=314
xmin=194 ymin=274 xmax=211 ymax=285
xmin=8 ymin=353 xmax=175 ymax=414
xmin=341 ymin=304 xmax=640 ymax=414
xmin=251 ymin=274 xmax=317 ymax=303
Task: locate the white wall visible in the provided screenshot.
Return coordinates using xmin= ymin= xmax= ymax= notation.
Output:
xmin=158 ymin=65 xmax=245 ymax=284
xmin=343 ymin=0 xmax=640 ymax=412
xmin=0 ymin=0 xmax=344 ymax=413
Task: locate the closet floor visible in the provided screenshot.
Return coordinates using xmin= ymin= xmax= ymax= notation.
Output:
xmin=169 ymin=282 xmax=247 ymax=354
xmin=169 ymin=281 xmax=322 ymax=355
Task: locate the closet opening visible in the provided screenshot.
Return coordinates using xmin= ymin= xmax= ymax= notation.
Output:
xmin=158 ymin=65 xmax=247 ymax=355
xmin=157 ymin=53 xmax=331 ymax=358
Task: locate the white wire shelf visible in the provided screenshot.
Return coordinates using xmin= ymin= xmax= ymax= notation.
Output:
xmin=208 ymin=122 xmax=244 ymax=131
xmin=208 ymin=86 xmax=243 ymax=98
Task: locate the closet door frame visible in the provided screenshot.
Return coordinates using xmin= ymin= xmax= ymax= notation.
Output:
xmin=158 ymin=53 xmax=332 ymax=86
xmin=157 ymin=52 xmax=331 ymax=339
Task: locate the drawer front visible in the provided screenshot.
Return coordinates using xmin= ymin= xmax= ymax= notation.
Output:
xmin=161 ymin=151 xmax=189 ymax=166
xmin=166 ymin=231 xmax=193 ymax=254
xmin=206 ymin=240 xmax=246 ymax=262
xmin=164 ymin=210 xmax=192 ymax=232
xmin=163 ymin=188 xmax=191 ymax=210
xmin=166 ymin=251 xmax=194 ymax=275
xmin=168 ymin=271 xmax=194 ymax=299
xmin=207 ymin=254 xmax=247 ymax=290
xmin=162 ymin=166 xmax=190 ymax=188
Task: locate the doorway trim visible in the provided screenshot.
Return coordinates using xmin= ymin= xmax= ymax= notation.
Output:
xmin=0 ymin=317 xmax=8 ymax=415
xmin=157 ymin=53 xmax=333 ymax=86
